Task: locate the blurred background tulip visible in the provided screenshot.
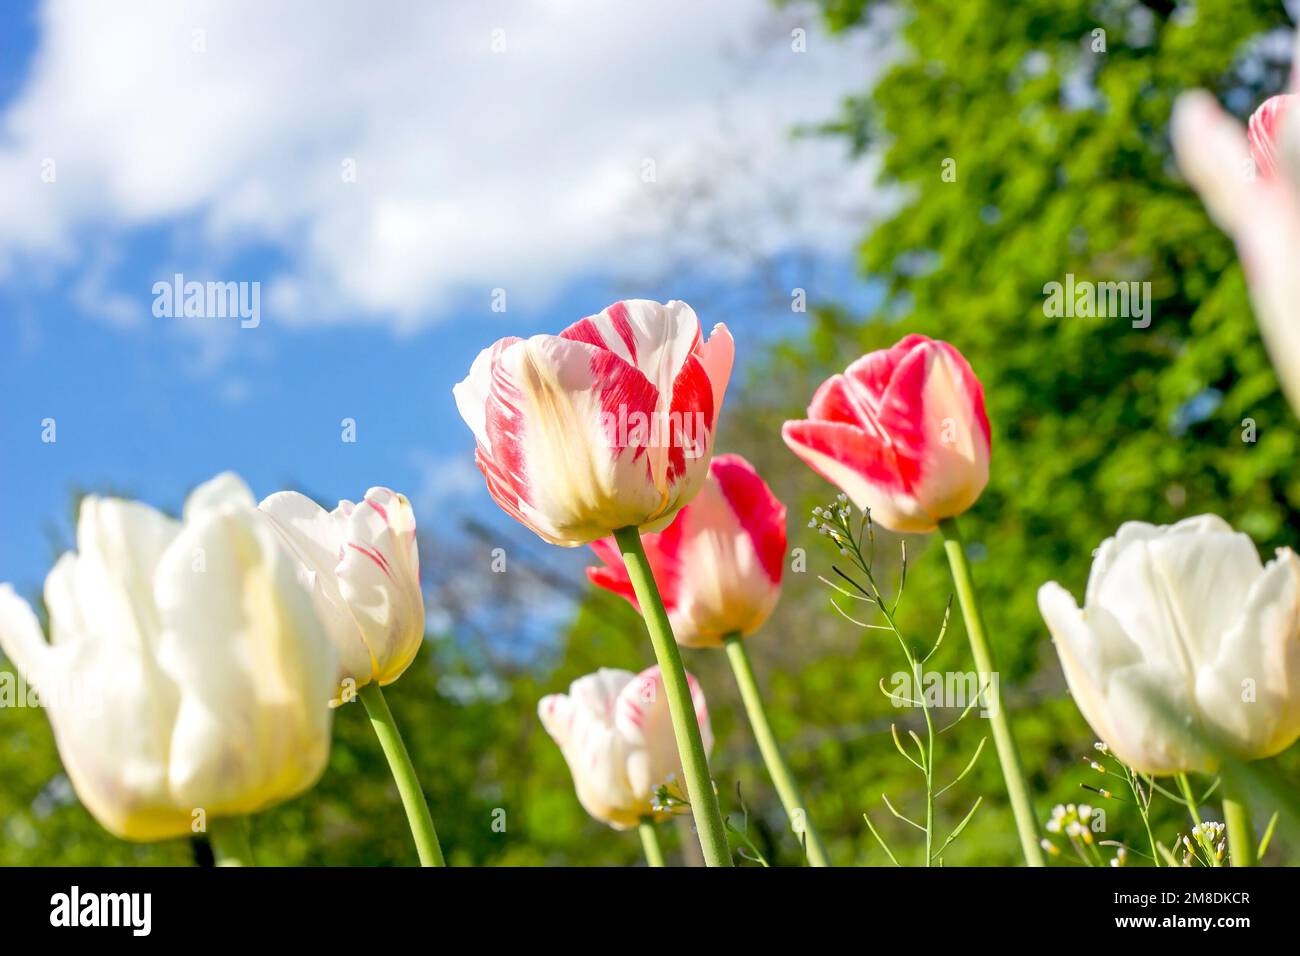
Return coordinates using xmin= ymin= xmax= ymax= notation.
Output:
xmin=587 ymin=453 xmax=784 ymax=648
xmin=261 ymin=487 xmax=425 ymax=696
xmin=1173 ymin=34 xmax=1300 ymax=418
xmin=453 ymin=300 xmax=733 ymax=547
xmin=0 ymin=473 xmax=338 ymax=843
xmin=782 ymin=335 xmax=990 ymax=534
xmin=538 ymin=665 xmax=712 ymax=830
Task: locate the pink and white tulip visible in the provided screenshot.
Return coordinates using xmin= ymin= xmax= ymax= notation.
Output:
xmin=782 ymin=334 xmax=991 ymax=534
xmin=587 ymin=453 xmax=786 ymax=648
xmin=453 ymin=299 xmax=734 ymax=547
xmin=538 ymin=665 xmax=712 ymax=829
xmin=259 ymin=487 xmax=424 ymax=695
xmin=1172 ymin=71 xmax=1300 ymax=414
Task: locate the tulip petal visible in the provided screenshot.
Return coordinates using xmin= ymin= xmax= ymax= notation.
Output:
xmin=1085 ymin=515 xmax=1236 ymax=607
xmin=782 ymin=419 xmax=929 ymax=531
xmin=57 ymin=496 xmax=180 ymax=655
xmin=1039 ymin=582 xmax=1209 ymax=774
xmin=183 ymin=471 xmax=257 ymax=520
xmin=696 ymin=322 xmax=734 ymax=432
xmin=1197 ymin=548 xmax=1300 ymax=760
xmin=482 ymin=335 xmax=666 ymax=545
xmin=0 ymin=584 xmax=50 ymax=686
xmin=1094 ymin=526 xmax=1261 ymax=676
xmin=893 ymin=343 xmax=991 ymax=520
xmin=617 ymin=665 xmax=711 ymax=803
xmin=1248 ymin=94 xmax=1294 ymax=180
xmin=453 ymin=335 xmax=522 ymax=454
xmin=561 ymin=299 xmax=699 ymax=402
xmin=155 ymin=509 xmax=335 ymax=816
xmin=259 ymin=490 xmax=373 ymax=686
xmin=1172 ymin=91 xmax=1256 ymax=235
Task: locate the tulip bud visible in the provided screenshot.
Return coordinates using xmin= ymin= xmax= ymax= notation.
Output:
xmin=587 ymin=453 xmax=785 ymax=647
xmin=538 ymin=665 xmax=712 ymax=829
xmin=782 ymin=334 xmax=990 ymax=534
xmin=1038 ymin=514 xmax=1300 ymax=775
xmin=453 ymin=299 xmax=734 ymax=546
xmin=0 ymin=473 xmax=339 ymax=841
xmin=260 ymin=487 xmax=424 ymax=695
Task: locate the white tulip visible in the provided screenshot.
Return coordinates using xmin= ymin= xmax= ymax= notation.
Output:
xmin=259 ymin=487 xmax=424 ymax=697
xmin=1038 ymin=514 xmax=1300 ymax=774
xmin=539 ymin=666 xmax=712 ymax=829
xmin=0 ymin=473 xmax=338 ymax=841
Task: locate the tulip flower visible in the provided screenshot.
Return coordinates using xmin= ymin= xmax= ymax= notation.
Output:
xmin=259 ymin=485 xmax=445 ymax=865
xmin=784 ymin=334 xmax=1043 ymax=865
xmin=259 ymin=487 xmax=424 ymax=695
xmin=452 ymin=298 xmax=734 ymax=548
xmin=1039 ymin=515 xmax=1300 ymax=866
xmin=781 ymin=333 xmax=990 ymax=536
xmin=1172 ymin=80 xmax=1300 ymax=417
xmin=588 ymin=453 xmax=832 ymax=865
xmin=587 ymin=453 xmax=785 ymax=647
xmin=539 ymin=665 xmax=712 ymax=864
xmin=458 ymin=299 xmax=735 ymax=866
xmin=0 ymin=473 xmax=337 ymax=861
xmin=1038 ymin=514 xmax=1300 ymax=770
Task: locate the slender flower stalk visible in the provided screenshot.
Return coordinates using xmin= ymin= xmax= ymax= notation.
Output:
xmin=208 ymin=818 xmax=255 ymax=867
xmin=1223 ymin=789 xmax=1256 ymax=867
xmin=638 ymin=818 xmax=666 ymax=867
xmin=1177 ymin=773 xmax=1204 ymax=828
xmin=815 ymin=499 xmax=984 ymax=866
xmin=614 ymin=526 xmax=732 ymax=867
xmin=938 ymin=516 xmax=1044 ymax=867
xmin=359 ymin=683 xmax=446 ymax=867
xmin=723 ymin=632 xmax=831 ymax=867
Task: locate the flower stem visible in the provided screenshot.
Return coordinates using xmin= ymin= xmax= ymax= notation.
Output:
xmin=208 ymin=817 xmax=254 ymax=867
xmin=1177 ymin=773 xmax=1204 ymax=827
xmin=937 ymin=516 xmax=1044 ymax=867
xmin=723 ymin=632 xmax=832 ymax=867
xmin=614 ymin=525 xmax=732 ymax=867
xmin=359 ymin=682 xmax=447 ymax=867
xmin=639 ymin=817 xmax=666 ymax=867
xmin=1223 ymin=788 xmax=1256 ymax=867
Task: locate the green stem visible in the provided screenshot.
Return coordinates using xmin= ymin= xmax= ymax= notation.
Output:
xmin=937 ymin=516 xmax=1044 ymax=867
xmin=1177 ymin=773 xmax=1203 ymax=828
xmin=1223 ymin=787 xmax=1256 ymax=867
xmin=208 ymin=817 xmax=254 ymax=867
xmin=914 ymin=653 xmax=936 ymax=866
xmin=359 ymin=682 xmax=447 ymax=867
xmin=1129 ymin=770 xmax=1160 ymax=867
xmin=639 ymin=817 xmax=666 ymax=867
xmin=614 ymin=526 xmax=732 ymax=867
xmin=723 ymin=633 xmax=832 ymax=867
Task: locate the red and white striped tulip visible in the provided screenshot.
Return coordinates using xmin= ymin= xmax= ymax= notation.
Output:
xmin=1173 ymin=68 xmax=1300 ymax=415
xmin=453 ymin=299 xmax=734 ymax=547
xmin=259 ymin=487 xmax=424 ymax=696
xmin=587 ymin=453 xmax=785 ymax=647
xmin=782 ymin=334 xmax=991 ymax=534
xmin=538 ymin=665 xmax=712 ymax=829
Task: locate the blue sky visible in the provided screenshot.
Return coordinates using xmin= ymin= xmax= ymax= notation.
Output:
xmin=0 ymin=1 xmax=884 ymax=596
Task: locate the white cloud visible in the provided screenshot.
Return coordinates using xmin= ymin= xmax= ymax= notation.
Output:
xmin=0 ymin=0 xmax=890 ymax=330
